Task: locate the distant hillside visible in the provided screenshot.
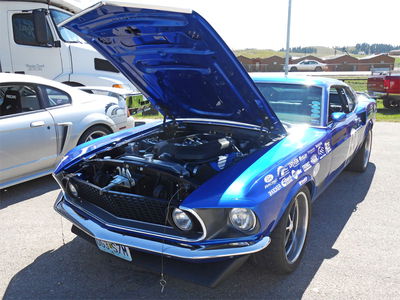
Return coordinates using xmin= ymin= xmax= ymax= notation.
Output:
xmin=234 ymin=46 xmax=346 ymax=59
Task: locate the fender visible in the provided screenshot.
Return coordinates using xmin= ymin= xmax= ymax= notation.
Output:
xmin=266 ymin=175 xmax=314 ymax=235
xmin=65 ymin=113 xmax=118 ymax=148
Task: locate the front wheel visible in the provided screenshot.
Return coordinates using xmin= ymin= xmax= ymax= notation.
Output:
xmin=315 ymin=66 xmax=322 ymax=72
xmin=290 ymin=67 xmax=297 ymax=72
xmin=252 ymin=187 xmax=311 ymax=274
xmin=347 ymin=129 xmax=372 ymax=172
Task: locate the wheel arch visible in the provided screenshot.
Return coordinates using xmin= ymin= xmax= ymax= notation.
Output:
xmin=77 ymin=123 xmax=114 ymax=145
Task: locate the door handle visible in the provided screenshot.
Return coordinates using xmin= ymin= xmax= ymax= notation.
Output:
xmin=30 ymin=121 xmax=45 ymax=128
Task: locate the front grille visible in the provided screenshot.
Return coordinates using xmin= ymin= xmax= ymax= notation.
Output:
xmin=73 ymin=179 xmax=170 ymax=225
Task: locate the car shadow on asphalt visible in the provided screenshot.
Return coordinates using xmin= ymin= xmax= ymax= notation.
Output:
xmin=3 ymin=164 xmax=376 ymax=299
xmin=0 ymin=176 xmax=59 ymax=209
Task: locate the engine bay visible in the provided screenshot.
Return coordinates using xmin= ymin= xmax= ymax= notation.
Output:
xmin=66 ymin=122 xmax=271 ymax=203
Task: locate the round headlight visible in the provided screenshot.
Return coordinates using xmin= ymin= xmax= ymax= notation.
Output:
xmin=68 ymin=181 xmax=79 ymax=198
xmin=229 ymin=208 xmax=256 ymax=231
xmin=172 ymin=208 xmax=193 ymax=231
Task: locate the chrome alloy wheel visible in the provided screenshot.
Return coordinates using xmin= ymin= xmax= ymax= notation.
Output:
xmin=284 ymin=191 xmax=309 ymax=264
xmin=85 ymin=130 xmax=107 ymax=142
xmin=363 ymin=130 xmax=372 ymax=169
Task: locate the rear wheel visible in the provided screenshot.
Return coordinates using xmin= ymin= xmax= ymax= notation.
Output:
xmin=383 ymin=97 xmax=400 ymax=109
xmin=78 ymin=125 xmax=112 ymax=145
xmin=347 ymin=129 xmax=372 ymax=172
xmin=252 ymin=187 xmax=311 ymax=273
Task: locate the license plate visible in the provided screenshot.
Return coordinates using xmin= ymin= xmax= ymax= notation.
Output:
xmin=95 ymin=239 xmax=132 ymax=261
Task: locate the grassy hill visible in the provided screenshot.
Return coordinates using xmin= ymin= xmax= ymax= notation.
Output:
xmin=233 ymin=46 xmax=346 ymax=59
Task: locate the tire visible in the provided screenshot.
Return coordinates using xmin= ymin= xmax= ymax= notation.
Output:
xmin=77 ymin=125 xmax=112 ymax=145
xmin=315 ymin=66 xmax=322 ymax=72
xmin=347 ymin=129 xmax=372 ymax=172
xmin=290 ymin=67 xmax=297 ymax=72
xmin=382 ymin=97 xmax=400 ymax=109
xmin=252 ymin=187 xmax=311 ymax=274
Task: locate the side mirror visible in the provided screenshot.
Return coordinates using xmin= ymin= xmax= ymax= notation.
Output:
xmin=331 ymin=112 xmax=346 ymax=122
xmin=33 ymin=10 xmax=52 ymax=46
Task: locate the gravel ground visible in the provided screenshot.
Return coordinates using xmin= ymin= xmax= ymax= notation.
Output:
xmin=1 ymin=122 xmax=399 ymax=300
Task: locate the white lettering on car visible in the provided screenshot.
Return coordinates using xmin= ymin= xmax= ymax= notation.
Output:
xmin=268 ymin=184 xmax=283 ymax=196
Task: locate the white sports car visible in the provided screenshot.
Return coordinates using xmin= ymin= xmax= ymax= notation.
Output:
xmin=0 ymin=73 xmax=133 ymax=188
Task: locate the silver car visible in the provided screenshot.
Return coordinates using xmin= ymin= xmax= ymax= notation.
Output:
xmin=288 ymin=60 xmax=328 ymax=72
xmin=0 ymin=73 xmax=132 ymax=188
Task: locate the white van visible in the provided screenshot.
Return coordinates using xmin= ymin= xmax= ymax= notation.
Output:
xmin=0 ymin=0 xmax=136 ymax=90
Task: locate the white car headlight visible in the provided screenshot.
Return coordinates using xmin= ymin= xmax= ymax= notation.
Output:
xmin=172 ymin=208 xmax=193 ymax=231
xmin=229 ymin=208 xmax=256 ymax=231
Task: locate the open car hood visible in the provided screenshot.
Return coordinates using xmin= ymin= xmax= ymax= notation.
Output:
xmin=61 ymin=1 xmax=285 ymax=132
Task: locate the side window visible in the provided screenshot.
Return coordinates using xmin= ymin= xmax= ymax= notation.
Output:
xmin=12 ymin=13 xmax=53 ymax=46
xmin=43 ymin=86 xmax=71 ymax=107
xmin=328 ymin=87 xmax=351 ymax=122
xmin=343 ymin=87 xmax=356 ymax=112
xmin=0 ymin=85 xmax=41 ymax=116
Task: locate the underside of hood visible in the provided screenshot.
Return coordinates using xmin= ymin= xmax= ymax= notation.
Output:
xmin=61 ymin=1 xmax=285 ymax=133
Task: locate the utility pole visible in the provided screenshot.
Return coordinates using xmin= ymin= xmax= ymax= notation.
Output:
xmin=284 ymin=0 xmax=292 ymax=76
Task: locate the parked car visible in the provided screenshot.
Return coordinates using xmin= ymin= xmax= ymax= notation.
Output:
xmin=367 ymin=74 xmax=400 ymax=108
xmin=77 ymin=86 xmax=137 ymax=128
xmin=0 ymin=73 xmax=132 ymax=189
xmin=288 ymin=60 xmax=328 ymax=72
xmin=54 ymin=2 xmax=376 ymax=286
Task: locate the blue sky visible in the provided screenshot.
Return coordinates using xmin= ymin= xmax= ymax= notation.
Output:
xmin=75 ymin=0 xmax=400 ymax=50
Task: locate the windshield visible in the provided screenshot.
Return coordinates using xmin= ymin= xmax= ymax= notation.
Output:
xmin=255 ymin=82 xmax=323 ymax=126
xmin=50 ymin=10 xmax=83 ymax=43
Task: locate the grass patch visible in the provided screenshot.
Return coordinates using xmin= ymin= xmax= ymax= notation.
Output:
xmin=340 ymin=78 xmax=368 ymax=92
xmin=376 ymin=99 xmax=400 ymax=122
xmin=133 ymin=112 xmax=163 ymax=119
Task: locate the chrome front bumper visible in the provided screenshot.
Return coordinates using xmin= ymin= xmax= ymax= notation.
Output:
xmin=54 ymin=195 xmax=271 ymax=261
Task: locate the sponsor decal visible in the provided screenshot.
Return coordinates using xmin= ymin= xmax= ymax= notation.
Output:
xmin=281 ymin=175 xmax=294 ymax=187
xmin=264 ymin=174 xmax=274 ymax=183
xmin=288 ymin=158 xmax=300 ymax=168
xmin=302 ymin=162 xmax=312 ymax=172
xmin=311 ymin=109 xmax=321 ymax=114
xmin=315 ymin=142 xmax=323 ymax=148
xmin=310 ymin=154 xmax=319 ymax=165
xmin=298 ymin=153 xmax=308 ymax=162
xmin=307 ymin=148 xmax=316 ymax=155
xmin=299 ymin=177 xmax=308 ymax=185
xmin=324 ymin=140 xmax=332 ymax=153
xmin=313 ymin=163 xmax=320 ymax=177
xmin=291 ymin=169 xmax=302 ymax=180
xmin=268 ymin=184 xmax=282 ymax=196
xmin=264 ymin=179 xmax=278 ymax=189
xmin=317 ymin=146 xmax=326 ymax=159
xmin=277 ymin=166 xmax=290 ymax=178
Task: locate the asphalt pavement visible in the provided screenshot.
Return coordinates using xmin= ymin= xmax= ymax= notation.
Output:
xmin=1 ymin=122 xmax=399 ymax=300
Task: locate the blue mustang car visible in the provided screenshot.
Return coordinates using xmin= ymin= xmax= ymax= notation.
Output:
xmin=54 ymin=2 xmax=376 ymax=286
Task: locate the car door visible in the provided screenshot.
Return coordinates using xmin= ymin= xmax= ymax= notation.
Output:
xmin=0 ymin=83 xmax=57 ymax=187
xmin=7 ymin=10 xmax=63 ymax=79
xmin=327 ymin=86 xmax=359 ymax=174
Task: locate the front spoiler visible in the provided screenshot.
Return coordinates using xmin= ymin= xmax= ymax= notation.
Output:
xmin=54 ymin=194 xmax=271 ymax=261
